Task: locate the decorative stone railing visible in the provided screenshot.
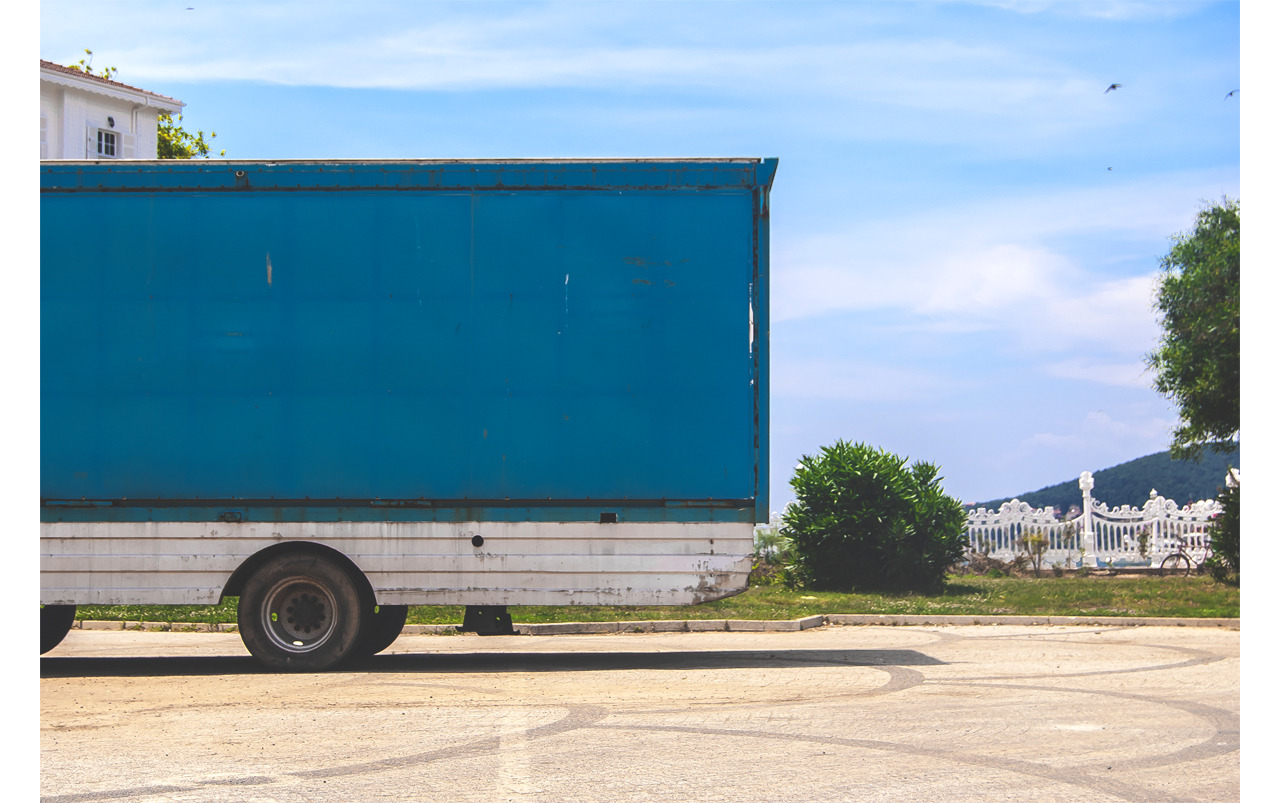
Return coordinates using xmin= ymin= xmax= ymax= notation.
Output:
xmin=965 ymin=470 xmax=1234 ymax=568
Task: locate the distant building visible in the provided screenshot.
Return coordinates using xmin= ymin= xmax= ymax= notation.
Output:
xmin=40 ymin=60 xmax=184 ymax=160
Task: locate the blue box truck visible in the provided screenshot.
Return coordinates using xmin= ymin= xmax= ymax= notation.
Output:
xmin=40 ymin=158 xmax=776 ymax=670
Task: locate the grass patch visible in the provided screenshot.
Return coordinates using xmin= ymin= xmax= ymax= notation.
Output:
xmin=72 ymin=574 xmax=1238 ymax=625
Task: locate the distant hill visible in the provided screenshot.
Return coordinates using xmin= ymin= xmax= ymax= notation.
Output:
xmin=971 ymin=446 xmax=1240 ymax=514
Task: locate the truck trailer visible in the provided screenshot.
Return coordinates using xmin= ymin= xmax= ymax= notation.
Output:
xmin=40 ymin=157 xmax=775 ymax=670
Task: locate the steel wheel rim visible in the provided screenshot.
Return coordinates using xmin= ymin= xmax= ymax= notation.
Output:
xmin=259 ymin=575 xmax=339 ymax=654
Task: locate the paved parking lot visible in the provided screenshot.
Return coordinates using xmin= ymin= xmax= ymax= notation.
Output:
xmin=40 ymin=623 xmax=1239 ymax=802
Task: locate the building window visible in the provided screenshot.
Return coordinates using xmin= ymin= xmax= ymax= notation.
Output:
xmin=97 ymin=129 xmax=117 ymax=158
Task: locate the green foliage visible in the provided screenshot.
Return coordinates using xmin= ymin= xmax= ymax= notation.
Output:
xmin=1136 ymin=525 xmax=1151 ymax=559
xmin=1016 ymin=529 xmax=1049 ymax=576
xmin=1147 ymin=197 xmax=1239 ymax=461
xmin=1206 ymin=482 xmax=1239 ymax=582
xmin=157 ymin=112 xmax=224 ymax=159
xmin=781 ymin=440 xmax=967 ymax=593
xmin=67 ymin=49 xmax=117 ymax=80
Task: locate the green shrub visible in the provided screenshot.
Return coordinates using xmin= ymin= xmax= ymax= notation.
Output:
xmin=781 ymin=440 xmax=967 ymax=593
xmin=1207 ymin=482 xmax=1239 ymax=581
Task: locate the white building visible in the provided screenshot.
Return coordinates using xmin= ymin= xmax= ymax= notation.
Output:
xmin=40 ymin=60 xmax=184 ymax=160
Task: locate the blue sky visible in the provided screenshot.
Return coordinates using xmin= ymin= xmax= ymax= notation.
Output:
xmin=31 ymin=0 xmax=1245 ymax=509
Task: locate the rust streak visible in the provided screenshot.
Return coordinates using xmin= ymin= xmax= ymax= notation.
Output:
xmin=266 ymin=253 xmax=273 ymax=286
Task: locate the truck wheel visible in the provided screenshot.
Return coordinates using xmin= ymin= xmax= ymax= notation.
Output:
xmin=237 ymin=553 xmax=365 ymax=671
xmin=351 ymin=605 xmax=409 ymax=659
xmin=41 ymin=605 xmax=77 ymax=654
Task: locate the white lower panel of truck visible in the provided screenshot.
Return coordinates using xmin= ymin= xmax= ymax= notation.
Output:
xmin=40 ymin=521 xmax=755 ymax=607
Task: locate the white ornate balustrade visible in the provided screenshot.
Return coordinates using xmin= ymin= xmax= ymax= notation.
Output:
xmin=965 ymin=470 xmax=1233 ymax=568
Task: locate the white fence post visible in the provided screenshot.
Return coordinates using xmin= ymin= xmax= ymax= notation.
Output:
xmin=1079 ymin=471 xmax=1097 ymax=568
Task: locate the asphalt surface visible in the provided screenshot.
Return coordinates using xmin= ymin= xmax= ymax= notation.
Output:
xmin=40 ymin=621 xmax=1240 ymax=802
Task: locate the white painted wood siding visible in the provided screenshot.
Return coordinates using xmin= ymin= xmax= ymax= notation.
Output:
xmin=39 ymin=64 xmax=180 ymax=160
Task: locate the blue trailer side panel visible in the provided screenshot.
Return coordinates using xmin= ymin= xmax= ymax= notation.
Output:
xmin=41 ymin=160 xmax=773 ymax=524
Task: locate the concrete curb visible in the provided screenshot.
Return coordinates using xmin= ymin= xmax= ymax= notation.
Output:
xmin=72 ymin=613 xmax=1238 ymax=635
xmin=823 ymin=614 xmax=1240 ymax=628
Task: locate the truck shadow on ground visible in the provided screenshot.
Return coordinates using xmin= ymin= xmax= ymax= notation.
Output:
xmin=40 ymin=648 xmax=945 ymax=678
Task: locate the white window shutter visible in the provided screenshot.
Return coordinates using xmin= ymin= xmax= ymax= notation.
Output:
xmin=40 ymin=117 xmax=48 ymax=159
xmin=86 ymin=124 xmax=96 ymax=158
xmin=120 ymin=132 xmax=136 ymax=159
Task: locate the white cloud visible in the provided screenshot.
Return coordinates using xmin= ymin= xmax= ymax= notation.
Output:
xmin=772 ymin=357 xmax=950 ymax=402
xmin=1043 ymin=357 xmax=1150 ymax=388
xmin=33 ymin=2 xmax=1175 ymax=115
xmin=38 ymin=0 xmax=1235 ymax=164
xmin=917 ymin=243 xmax=1073 ymax=314
xmin=1022 ymin=407 xmax=1176 ymax=456
xmin=771 ymin=170 xmax=1235 ymax=365
xmin=962 ymin=0 xmax=1213 ymax=20
xmin=1023 ymin=430 xmax=1084 ymax=449
xmin=1033 ymin=274 xmax=1161 ymax=355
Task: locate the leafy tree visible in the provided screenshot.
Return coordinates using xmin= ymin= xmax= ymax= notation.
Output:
xmin=156 ymin=113 xmax=224 ymax=159
xmin=66 ymin=49 xmax=224 ymax=159
xmin=752 ymin=519 xmax=792 ymax=564
xmin=781 ymin=441 xmax=967 ymax=593
xmin=67 ymin=49 xmax=116 ymax=80
xmin=1147 ymin=198 xmax=1239 ymax=460
xmin=1207 ymin=480 xmax=1239 ymax=582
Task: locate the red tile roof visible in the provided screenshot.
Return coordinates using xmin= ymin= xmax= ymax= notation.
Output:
xmin=40 ymin=59 xmax=183 ymax=106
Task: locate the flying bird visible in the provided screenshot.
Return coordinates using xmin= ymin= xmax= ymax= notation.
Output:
xmin=1105 ymin=83 xmax=1122 ymax=93
xmin=1225 ymin=89 xmax=1238 ymax=99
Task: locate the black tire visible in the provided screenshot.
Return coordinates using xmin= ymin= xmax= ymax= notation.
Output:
xmin=1159 ymin=554 xmax=1192 ymax=577
xmin=40 ymin=605 xmax=77 ymax=655
xmin=350 ymin=604 xmax=409 ymax=659
xmin=237 ymin=553 xmax=366 ymax=671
